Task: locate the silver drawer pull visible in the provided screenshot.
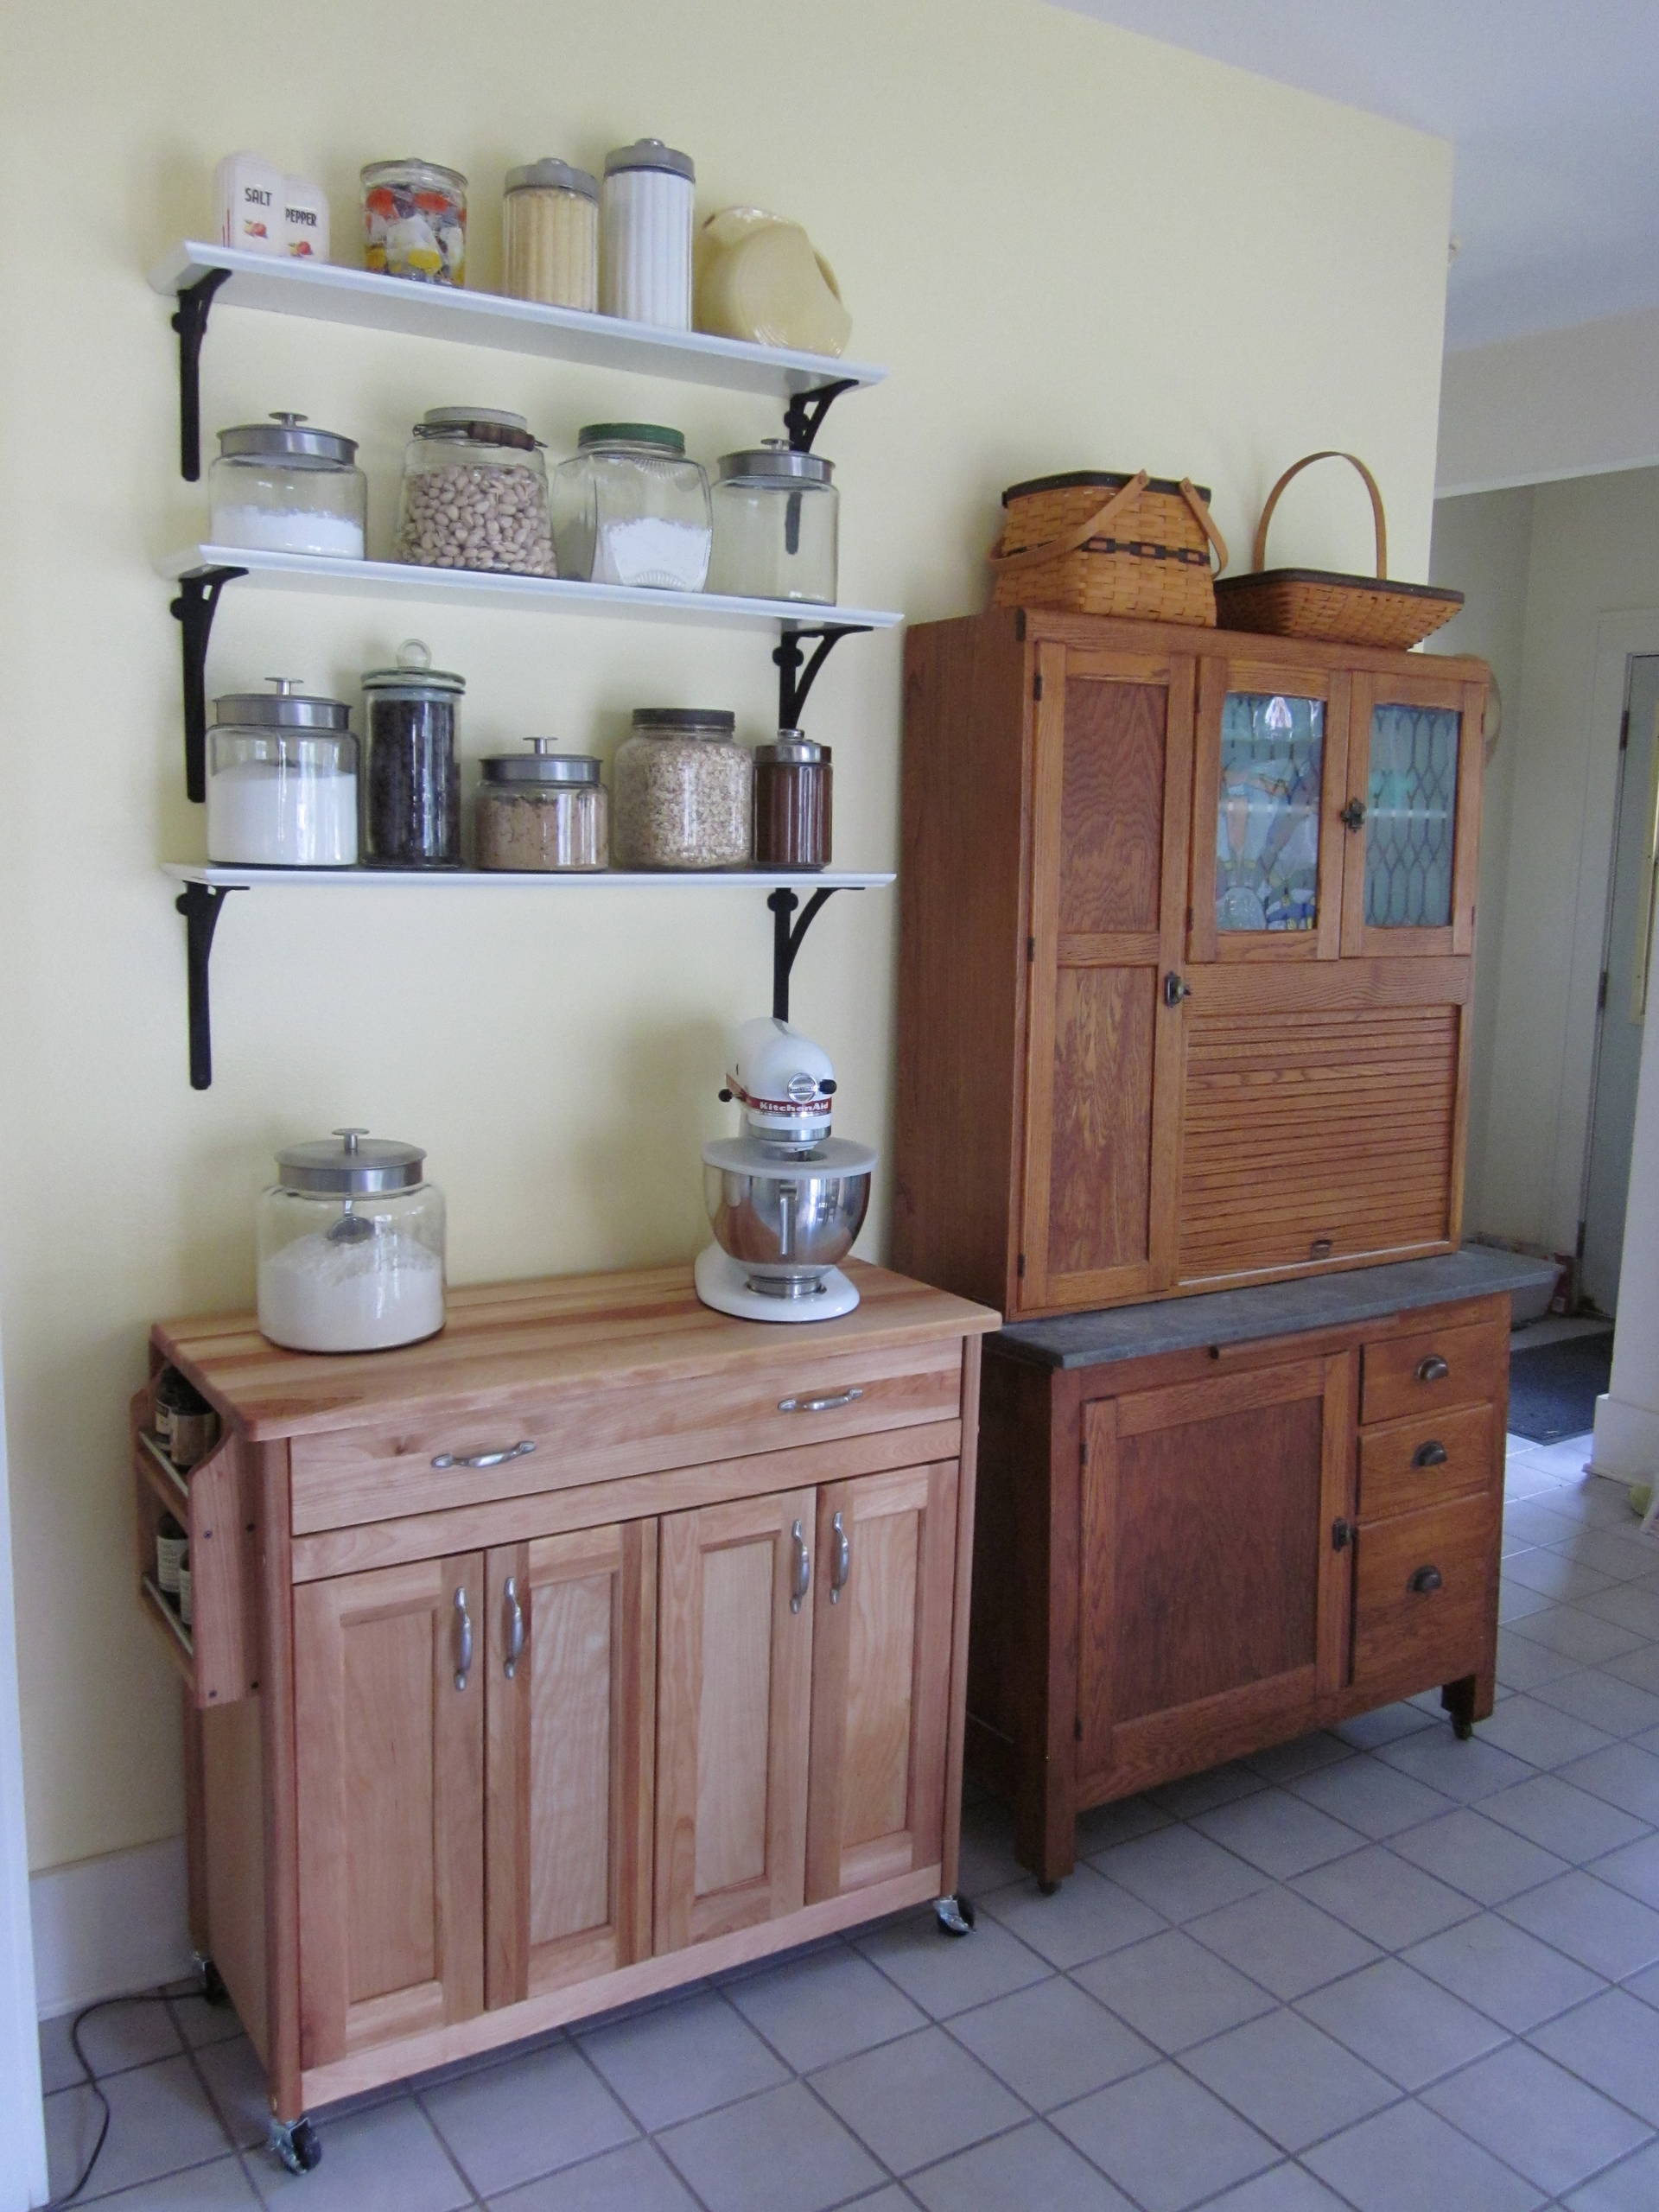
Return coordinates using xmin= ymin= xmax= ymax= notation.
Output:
xmin=453 ymin=1586 xmax=474 ymax=1692
xmin=502 ymin=1576 xmax=525 ymax=1680
xmin=790 ymin=1519 xmax=810 ymax=1613
xmin=778 ymin=1388 xmax=866 ymax=1415
xmin=830 ymin=1510 xmax=851 ymax=1604
xmin=431 ymin=1440 xmax=537 ymax=1471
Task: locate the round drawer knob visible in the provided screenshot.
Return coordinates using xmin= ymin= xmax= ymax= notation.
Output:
xmin=1408 ymin=1565 xmax=1445 ymax=1596
xmin=1415 ymin=1355 xmax=1451 ymax=1384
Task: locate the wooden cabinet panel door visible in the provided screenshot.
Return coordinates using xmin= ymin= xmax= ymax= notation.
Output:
xmin=806 ymin=1462 xmax=958 ymax=1902
xmin=1019 ymin=640 xmax=1195 ymax=1312
xmin=485 ymin=1523 xmax=656 ymax=2009
xmin=294 ymin=1554 xmax=485 ymax=2068
xmin=655 ymin=1487 xmax=815 ymax=1953
xmin=1340 ymin=669 xmax=1485 ymax=959
xmin=1077 ymin=1357 xmax=1353 ymax=1797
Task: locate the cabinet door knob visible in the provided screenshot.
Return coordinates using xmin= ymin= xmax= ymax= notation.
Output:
xmin=830 ymin=1510 xmax=851 ymax=1604
xmin=778 ymin=1389 xmax=865 ymax=1414
xmin=1340 ymin=798 xmax=1368 ymax=831
xmin=1408 ymin=1565 xmax=1445 ymax=1596
xmin=1412 ymin=1440 xmax=1449 ymax=1468
xmin=502 ymin=1575 xmax=525 ymax=1680
xmin=1163 ymin=971 xmax=1192 ymax=1008
xmin=1414 ymin=1355 xmax=1451 ymax=1384
xmin=454 ymin=1586 xmax=474 ymax=1691
xmin=789 ymin=1518 xmax=811 ymax=1614
xmin=431 ymin=1440 xmax=537 ymax=1471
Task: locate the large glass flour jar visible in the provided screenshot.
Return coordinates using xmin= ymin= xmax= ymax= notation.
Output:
xmin=613 ymin=708 xmax=750 ymax=869
xmin=206 ymin=681 xmax=358 ymax=867
xmin=550 ymin=424 xmax=710 ymax=590
xmin=257 ymin=1128 xmax=446 ymax=1353
xmin=210 ymin=414 xmax=366 ymax=559
xmin=709 ymin=442 xmax=838 ymax=603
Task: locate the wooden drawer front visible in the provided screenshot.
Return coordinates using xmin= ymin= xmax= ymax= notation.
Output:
xmin=1358 ymin=1402 xmax=1497 ymax=1521
xmin=1361 ymin=1319 xmax=1503 ymax=1427
xmin=289 ymin=1337 xmax=963 ymax=1535
xmin=1353 ymin=1494 xmax=1496 ymax=1685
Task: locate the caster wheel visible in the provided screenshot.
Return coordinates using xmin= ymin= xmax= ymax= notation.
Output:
xmin=1452 ymin=1717 xmax=1474 ymax=1742
xmin=934 ymin=1892 xmax=976 ymax=1937
xmin=270 ymin=2118 xmax=322 ymax=2175
xmin=195 ymin=1955 xmax=229 ymax=2008
xmin=1037 ymin=1878 xmax=1060 ymax=1897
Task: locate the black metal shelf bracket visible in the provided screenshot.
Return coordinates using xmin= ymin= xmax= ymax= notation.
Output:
xmin=782 ymin=378 xmax=858 ymax=454
xmin=171 ymin=566 xmax=247 ymax=803
xmin=772 ymin=623 xmax=871 ymax=732
xmin=176 ymin=881 xmax=243 ymax=1091
xmin=770 ymin=885 xmax=861 ymax=1022
xmin=172 ymin=268 xmax=231 ymax=483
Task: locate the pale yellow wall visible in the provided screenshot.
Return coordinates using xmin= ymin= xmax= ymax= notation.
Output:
xmin=0 ymin=0 xmax=1452 ymax=1872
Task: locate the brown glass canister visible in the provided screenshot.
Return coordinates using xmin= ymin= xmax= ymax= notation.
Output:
xmin=753 ymin=732 xmax=831 ymax=870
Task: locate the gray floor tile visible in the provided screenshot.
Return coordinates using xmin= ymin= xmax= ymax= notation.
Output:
xmin=194 ymin=2036 xmax=270 ymax=2151
xmin=1072 ymin=1928 xmax=1277 ymax=2052
xmin=86 ymin=2158 xmax=261 ymax=2209
xmin=1557 ymin=1535 xmax=1659 ymax=1586
xmin=1559 ymin=1743 xmax=1659 ymax=1822
xmin=946 ymin=1973 xmax=1155 ymax=2108
xmin=1508 ymin=1501 xmax=1599 ymax=1548
xmin=1529 ymin=1987 xmax=1659 ymax=2126
xmin=1290 ymin=1843 xmax=1478 ymax=1948
xmin=1589 ymin=1832 xmax=1659 ymax=1909
xmin=1499 ymin=1870 xmax=1659 ymax=1979
xmin=1074 ymin=1795 xmax=1172 ymax=1853
xmin=1091 ymin=1825 xmax=1268 ymax=1921
xmin=1200 ymin=2169 xmax=1351 ymax=2210
xmin=906 ymin=2119 xmax=1138 ymax=2211
xmin=1501 ymin=1583 xmax=1560 ymax=1624
xmin=726 ymin=1943 xmax=926 ymax=2072
xmin=1243 ymin=1734 xmax=1354 ymax=1783
xmin=1566 ymin=2138 xmax=1659 ymax=2209
xmin=1187 ymin=1886 xmax=1382 ymax=2000
xmin=1496 ymin=1631 xmax=1584 ymax=1690
xmin=578 ymin=1989 xmax=785 ymax=2133
xmin=1624 ymin=1957 xmax=1659 ymax=2010
xmin=421 ymin=2038 xmax=636 ymax=2195
xmin=170 ymin=1993 xmax=247 ymax=2053
xmin=1303 ymin=2098 xmax=1545 ymax=2212
xmin=1505 ymin=1608 xmax=1649 ymax=1666
xmin=252 ymin=2094 xmax=472 ymax=2209
xmin=1295 ymin=1956 xmax=1509 ymax=2089
xmin=957 ymin=1803 xmax=1027 ymax=1896
xmin=981 ymin=1865 xmax=1166 ymax=1967
xmin=1051 ymin=2060 xmax=1278 ymax=2211
xmin=655 ymin=2080 xmax=882 ymax=2212
xmin=1479 ymin=1774 xmax=1651 ymax=1860
xmin=1375 ymin=1727 xmax=1537 ymax=1801
xmin=1288 ymin=1758 xmax=1457 ymax=1840
xmin=1192 ymin=1790 xmax=1366 ymax=1878
xmin=1503 ymin=1551 xmax=1617 ymax=1602
xmin=1390 ymin=1808 xmax=1572 ymax=1903
xmin=1605 ymin=1643 xmax=1659 ymax=1695
xmin=811 ymin=2026 xmax=1025 ymax=2176
xmin=1402 ymin=1911 xmax=1606 ymax=2030
xmin=1147 ymin=1762 xmax=1268 ymax=1818
xmin=1585 ymin=1586 xmax=1659 ymax=1639
xmin=1475 ymin=1696 xmax=1620 ymax=1770
xmin=1535 ymin=1669 xmax=1659 ymax=1738
xmin=854 ymin=1907 xmax=1047 ymax=2018
xmin=1332 ymin=1703 xmax=1438 ymax=1751
xmin=1421 ymin=2043 xmax=1653 ymax=2196
xmin=47 ymin=2055 xmax=232 ymax=2201
xmin=38 ymin=1999 xmax=181 ymax=2092
xmin=486 ymin=2139 xmax=698 ymax=2211
xmin=1179 ymin=2007 xmax=1395 ymax=2152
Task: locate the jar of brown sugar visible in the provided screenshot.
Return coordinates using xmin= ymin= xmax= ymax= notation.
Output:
xmin=476 ymin=741 xmax=607 ymax=870
xmin=753 ymin=732 xmax=831 ymax=870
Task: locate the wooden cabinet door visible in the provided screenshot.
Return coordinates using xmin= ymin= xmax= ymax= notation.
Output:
xmin=1077 ymin=1357 xmax=1353 ymax=1797
xmin=655 ymin=1488 xmax=815 ymax=1952
xmin=806 ymin=1462 xmax=958 ymax=1903
xmin=294 ymin=1554 xmax=484 ymax=2068
xmin=1018 ymin=639 xmax=1195 ymax=1311
xmin=485 ymin=1523 xmax=656 ymax=2010
xmin=1339 ymin=668 xmax=1485 ymax=958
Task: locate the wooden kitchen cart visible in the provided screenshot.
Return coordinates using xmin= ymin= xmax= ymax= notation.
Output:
xmin=968 ymin=1249 xmax=1554 ymax=1889
xmin=132 ymin=1262 xmax=997 ymax=2171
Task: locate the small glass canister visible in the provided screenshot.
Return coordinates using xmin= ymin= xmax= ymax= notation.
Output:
xmin=550 ymin=424 xmax=710 ymax=590
xmin=709 ymin=441 xmax=838 ymax=604
xmin=613 ymin=708 xmax=751 ymax=869
xmin=210 ymin=413 xmax=366 ymax=559
xmin=361 ymin=157 xmax=467 ymax=284
xmin=257 ymin=1127 xmax=446 ymax=1353
xmin=754 ymin=733 xmax=832 ymax=870
xmin=601 ymin=138 xmax=695 ymax=328
xmin=397 ymin=407 xmax=556 ymax=575
xmin=503 ymin=157 xmax=599 ymax=309
xmin=362 ymin=640 xmax=464 ymax=868
xmin=476 ymin=741 xmax=608 ymax=871
xmin=207 ymin=681 xmax=358 ymax=868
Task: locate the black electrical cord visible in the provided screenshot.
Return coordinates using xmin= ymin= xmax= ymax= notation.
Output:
xmin=45 ymin=1987 xmax=182 ymax=2209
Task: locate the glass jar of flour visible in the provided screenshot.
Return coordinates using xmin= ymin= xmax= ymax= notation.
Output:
xmin=206 ymin=681 xmax=358 ymax=868
xmin=257 ymin=1128 xmax=446 ymax=1353
xmin=550 ymin=424 xmax=711 ymax=591
xmin=209 ymin=413 xmax=366 ymax=559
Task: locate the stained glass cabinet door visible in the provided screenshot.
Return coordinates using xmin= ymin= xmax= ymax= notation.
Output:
xmin=1340 ymin=671 xmax=1485 ymax=958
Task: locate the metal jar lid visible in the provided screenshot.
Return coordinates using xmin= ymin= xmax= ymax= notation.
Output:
xmin=716 ymin=440 xmax=834 ymax=488
xmin=216 ymin=412 xmax=359 ymax=469
xmin=481 ymin=739 xmax=603 ymax=785
xmin=361 ymin=639 xmax=466 ymax=696
xmin=577 ymin=423 xmax=686 ymax=454
xmin=755 ymin=731 xmax=830 ymax=766
xmin=212 ymin=677 xmax=352 ymax=731
xmin=362 ymin=157 xmax=467 ymax=190
xmin=631 ymin=708 xmax=736 ymax=735
xmin=273 ymin=1126 xmax=427 ymax=1195
xmin=505 ymin=156 xmax=599 ymax=200
xmin=415 ymin=405 xmax=538 ymax=452
xmin=604 ymin=137 xmax=695 ymax=182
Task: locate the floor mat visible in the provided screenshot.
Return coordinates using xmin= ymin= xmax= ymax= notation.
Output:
xmin=1508 ymin=1328 xmax=1615 ymax=1443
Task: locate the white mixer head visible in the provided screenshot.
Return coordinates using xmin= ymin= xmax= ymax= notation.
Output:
xmin=720 ymin=1015 xmax=837 ymax=1149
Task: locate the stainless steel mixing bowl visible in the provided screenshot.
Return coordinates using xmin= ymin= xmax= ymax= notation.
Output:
xmin=702 ymin=1163 xmax=872 ymax=1282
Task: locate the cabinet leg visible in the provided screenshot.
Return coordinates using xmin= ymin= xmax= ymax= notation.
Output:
xmin=267 ymin=2116 xmax=322 ymax=2175
xmin=1014 ymin=1767 xmax=1077 ymax=1891
xmin=1441 ymin=1672 xmax=1492 ymax=1742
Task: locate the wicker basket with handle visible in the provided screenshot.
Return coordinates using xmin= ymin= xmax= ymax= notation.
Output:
xmin=989 ymin=468 xmax=1228 ymax=626
xmin=1214 ymin=450 xmax=1463 ymax=650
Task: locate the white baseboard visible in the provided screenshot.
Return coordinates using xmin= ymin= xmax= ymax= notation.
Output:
xmin=30 ymin=1835 xmax=191 ymax=2020
xmin=1592 ymin=1392 xmax=1659 ymax=1487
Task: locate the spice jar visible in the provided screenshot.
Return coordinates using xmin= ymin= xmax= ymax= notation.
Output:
xmin=210 ymin=413 xmax=366 ymax=559
xmin=613 ymin=709 xmax=751 ymax=870
xmin=362 ymin=157 xmax=467 ymax=284
xmin=476 ymin=741 xmax=608 ymax=872
xmin=709 ymin=442 xmax=838 ymax=604
xmin=601 ymin=138 xmax=695 ymax=328
xmin=155 ymin=1514 xmax=188 ymax=1599
xmin=154 ymin=1367 xmax=221 ymax=1469
xmin=257 ymin=1127 xmax=447 ymax=1353
xmin=206 ymin=682 xmax=359 ymax=868
xmin=177 ymin=1550 xmax=193 ymax=1628
xmin=754 ymin=733 xmax=832 ymax=870
xmin=362 ymin=640 xmax=464 ymax=868
xmin=503 ymin=157 xmax=599 ymax=309
xmin=550 ymin=425 xmax=710 ymax=590
xmin=397 ymin=407 xmax=556 ymax=575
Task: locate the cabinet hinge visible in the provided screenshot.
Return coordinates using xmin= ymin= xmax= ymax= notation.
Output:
xmin=1331 ymin=1517 xmax=1357 ymax=1553
xmin=1599 ymin=969 xmax=1610 ymax=1010
xmin=1033 ymin=671 xmax=1044 ymax=702
xmin=1014 ymin=609 xmax=1027 ymax=642
xmin=1074 ymin=1715 xmax=1084 ymax=1743
xmin=1016 ymin=1253 xmax=1027 ymax=1279
xmin=1576 ymin=1217 xmax=1588 ymax=1261
xmin=1027 ymin=935 xmax=1036 ymax=963
xmin=1621 ymin=709 xmax=1631 ymax=752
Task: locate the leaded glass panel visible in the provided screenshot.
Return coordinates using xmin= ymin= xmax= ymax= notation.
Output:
xmin=1364 ymin=703 xmax=1459 ymax=928
xmin=1215 ymin=692 xmax=1324 ymax=932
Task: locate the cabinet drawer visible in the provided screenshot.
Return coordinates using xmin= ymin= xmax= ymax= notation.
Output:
xmin=289 ymin=1337 xmax=963 ymax=1535
xmin=1361 ymin=1319 xmax=1503 ymax=1427
xmin=1352 ymin=1493 xmax=1496 ymax=1685
xmin=1357 ymin=1402 xmax=1497 ymax=1521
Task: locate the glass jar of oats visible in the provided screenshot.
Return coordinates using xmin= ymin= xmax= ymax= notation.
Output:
xmin=612 ymin=709 xmax=751 ymax=869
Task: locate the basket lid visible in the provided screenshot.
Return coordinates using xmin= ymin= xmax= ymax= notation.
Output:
xmin=1001 ymin=469 xmax=1212 ymax=506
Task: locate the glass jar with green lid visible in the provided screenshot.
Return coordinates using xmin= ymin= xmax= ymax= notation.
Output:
xmin=550 ymin=424 xmax=711 ymax=590
xmin=475 ymin=740 xmax=608 ymax=871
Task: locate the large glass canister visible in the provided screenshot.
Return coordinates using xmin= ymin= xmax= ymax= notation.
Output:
xmin=753 ymin=733 xmax=831 ymax=870
xmin=206 ymin=680 xmax=358 ymax=867
xmin=209 ymin=413 xmax=366 ymax=559
xmin=257 ymin=1127 xmax=446 ymax=1352
xmin=550 ymin=423 xmax=710 ymax=590
xmin=601 ymin=138 xmax=694 ymax=328
xmin=708 ymin=442 xmax=838 ymax=603
xmin=475 ymin=740 xmax=608 ymax=871
xmin=361 ymin=157 xmax=467 ymax=284
xmin=503 ymin=157 xmax=599 ymax=309
xmin=362 ymin=639 xmax=465 ymax=868
xmin=612 ymin=708 xmax=751 ymax=869
xmin=397 ymin=407 xmax=556 ymax=575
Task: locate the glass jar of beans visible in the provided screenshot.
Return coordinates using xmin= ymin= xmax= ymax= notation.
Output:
xmin=395 ymin=407 xmax=556 ymax=575
xmin=362 ymin=640 xmax=465 ymax=868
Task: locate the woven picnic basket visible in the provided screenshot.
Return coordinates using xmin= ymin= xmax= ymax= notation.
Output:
xmin=989 ymin=468 xmax=1228 ymax=625
xmin=1213 ymin=450 xmax=1463 ymax=651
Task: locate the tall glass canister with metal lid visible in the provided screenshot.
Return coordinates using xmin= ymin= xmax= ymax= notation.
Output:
xmin=209 ymin=413 xmax=367 ymax=558
xmin=708 ymin=441 xmax=838 ymax=603
xmin=362 ymin=639 xmax=465 ymax=867
xmin=257 ymin=1127 xmax=446 ymax=1352
xmin=205 ymin=680 xmax=358 ymax=868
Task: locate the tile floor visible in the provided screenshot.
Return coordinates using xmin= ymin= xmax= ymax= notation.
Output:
xmin=41 ymin=1430 xmax=1659 ymax=2211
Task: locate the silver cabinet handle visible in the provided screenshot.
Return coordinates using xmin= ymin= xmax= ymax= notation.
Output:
xmin=830 ymin=1510 xmax=851 ymax=1604
xmin=503 ymin=1576 xmax=524 ymax=1681
xmin=778 ymin=1388 xmax=866 ymax=1415
xmin=431 ymin=1440 xmax=537 ymax=1471
xmin=453 ymin=1586 xmax=474 ymax=1692
xmin=790 ymin=1519 xmax=810 ymax=1614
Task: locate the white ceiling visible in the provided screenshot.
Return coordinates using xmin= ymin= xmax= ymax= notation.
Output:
xmin=1051 ymin=0 xmax=1659 ymax=351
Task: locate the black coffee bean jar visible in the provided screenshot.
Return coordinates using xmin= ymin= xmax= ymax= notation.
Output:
xmin=362 ymin=639 xmax=465 ymax=866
